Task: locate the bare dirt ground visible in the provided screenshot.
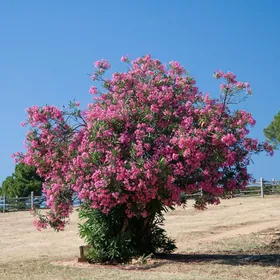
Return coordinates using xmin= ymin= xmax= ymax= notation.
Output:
xmin=1 ymin=196 xmax=280 ymax=280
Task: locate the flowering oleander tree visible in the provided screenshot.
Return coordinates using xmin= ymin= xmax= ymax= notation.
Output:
xmin=14 ymin=55 xmax=273 ymax=262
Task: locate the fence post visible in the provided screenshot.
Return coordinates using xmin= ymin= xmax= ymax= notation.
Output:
xmin=3 ymin=195 xmax=6 ymax=213
xmin=30 ymin=191 xmax=34 ymax=209
xmin=272 ymin=178 xmax=275 ymax=194
xmin=260 ymin=177 xmax=264 ymax=198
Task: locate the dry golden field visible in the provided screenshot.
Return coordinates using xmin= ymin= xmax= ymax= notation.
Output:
xmin=1 ymin=196 xmax=280 ymax=280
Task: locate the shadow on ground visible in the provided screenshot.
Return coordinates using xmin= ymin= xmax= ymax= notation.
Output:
xmin=119 ymin=251 xmax=280 ymax=271
xmin=155 ymin=252 xmax=280 ymax=267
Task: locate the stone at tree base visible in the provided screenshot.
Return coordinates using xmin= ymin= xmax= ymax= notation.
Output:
xmin=78 ymin=245 xmax=91 ymax=262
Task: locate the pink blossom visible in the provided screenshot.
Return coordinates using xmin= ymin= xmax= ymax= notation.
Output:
xmin=94 ymin=59 xmax=110 ymax=70
xmin=121 ymin=55 xmax=129 ymax=62
xmin=236 ymin=82 xmax=244 ymax=89
xmin=221 ymin=133 xmax=237 ymax=146
xmin=89 ymin=86 xmax=98 ymax=95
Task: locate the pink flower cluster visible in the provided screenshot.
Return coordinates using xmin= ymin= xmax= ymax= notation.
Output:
xmin=94 ymin=59 xmax=110 ymax=70
xmin=214 ymin=70 xmax=253 ymax=95
xmin=169 ymin=61 xmax=186 ymax=75
xmin=16 ymin=54 xmax=273 ymax=230
xmin=89 ymin=86 xmax=98 ymax=95
xmin=221 ymin=133 xmax=237 ymax=146
xmin=121 ymin=55 xmax=129 ymax=62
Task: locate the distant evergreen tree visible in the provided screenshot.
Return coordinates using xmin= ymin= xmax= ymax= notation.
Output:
xmin=264 ymin=111 xmax=280 ymax=148
xmin=1 ymin=163 xmax=43 ymax=197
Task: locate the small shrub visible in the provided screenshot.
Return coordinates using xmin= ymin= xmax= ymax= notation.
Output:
xmin=78 ymin=204 xmax=176 ymax=263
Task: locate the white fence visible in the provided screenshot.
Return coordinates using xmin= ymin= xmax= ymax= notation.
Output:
xmin=239 ymin=178 xmax=280 ymax=198
xmin=0 ymin=178 xmax=279 ymax=213
xmin=180 ymin=178 xmax=280 ymax=199
xmin=0 ymin=193 xmax=81 ymax=213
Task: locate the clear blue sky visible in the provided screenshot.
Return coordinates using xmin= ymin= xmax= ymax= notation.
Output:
xmin=0 ymin=0 xmax=279 ymax=184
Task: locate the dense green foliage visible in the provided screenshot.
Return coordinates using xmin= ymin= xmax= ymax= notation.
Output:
xmin=264 ymin=111 xmax=280 ymax=148
xmin=1 ymin=163 xmax=43 ymax=197
xmin=78 ymin=204 xmax=176 ymax=263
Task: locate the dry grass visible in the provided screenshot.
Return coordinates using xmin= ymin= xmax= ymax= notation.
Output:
xmin=1 ymin=196 xmax=280 ymax=279
xmin=2 ymin=255 xmax=280 ymax=280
